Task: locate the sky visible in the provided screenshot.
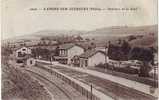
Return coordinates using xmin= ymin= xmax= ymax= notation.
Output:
xmin=2 ymin=0 xmax=158 ymax=39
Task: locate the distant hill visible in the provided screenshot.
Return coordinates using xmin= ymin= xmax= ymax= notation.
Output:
xmin=80 ymin=25 xmax=158 ymax=48
xmin=81 ymin=25 xmax=157 ymax=41
xmin=3 ymin=25 xmax=157 ymax=48
xmin=3 ymin=30 xmax=85 ymax=44
xmin=129 ymin=34 xmax=157 ymax=48
xmin=34 ymin=30 xmax=85 ymax=36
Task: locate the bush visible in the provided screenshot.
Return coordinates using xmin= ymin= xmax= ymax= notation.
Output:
xmin=113 ymin=66 xmax=138 ymax=74
xmin=16 ymin=60 xmax=24 ymax=63
xmin=2 ymin=64 xmax=52 ymax=100
xmin=95 ymin=63 xmax=115 ymax=70
xmin=95 ymin=63 xmax=105 ymax=69
xmin=95 ymin=63 xmax=138 ymax=74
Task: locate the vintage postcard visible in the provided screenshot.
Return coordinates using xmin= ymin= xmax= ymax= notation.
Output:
xmin=1 ymin=0 xmax=158 ymax=100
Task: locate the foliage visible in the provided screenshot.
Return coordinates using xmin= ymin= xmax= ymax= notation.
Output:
xmin=31 ymin=48 xmax=51 ymax=60
xmin=88 ymin=42 xmax=96 ymax=50
xmin=2 ymin=64 xmax=51 ymax=100
xmin=107 ymin=40 xmax=155 ymax=77
xmin=121 ymin=40 xmax=131 ymax=55
xmin=129 ymin=47 xmax=154 ymax=62
xmin=107 ymin=41 xmax=128 ymax=61
xmin=1 ymin=47 xmax=13 ymax=56
xmin=54 ymin=46 xmax=60 ymax=56
xmin=75 ymin=35 xmax=83 ymax=41
xmin=114 ymin=66 xmax=138 ymax=74
xmin=107 ymin=40 xmax=154 ymax=62
xmin=95 ymin=63 xmax=138 ymax=74
xmin=128 ymin=35 xmax=137 ymax=41
xmin=95 ymin=63 xmax=105 ymax=68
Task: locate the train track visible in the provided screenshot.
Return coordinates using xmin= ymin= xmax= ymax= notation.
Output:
xmin=52 ymin=65 xmax=156 ymax=100
xmin=36 ymin=63 xmax=157 ymax=100
xmin=25 ymin=69 xmax=73 ymax=100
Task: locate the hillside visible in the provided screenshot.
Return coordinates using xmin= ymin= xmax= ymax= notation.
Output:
xmin=3 ymin=25 xmax=157 ymax=48
xmin=81 ymin=25 xmax=157 ymax=41
xmin=80 ymin=25 xmax=157 ymax=48
xmin=129 ymin=34 xmax=157 ymax=48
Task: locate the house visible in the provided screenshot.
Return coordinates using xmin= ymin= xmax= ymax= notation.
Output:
xmin=15 ymin=47 xmax=31 ymax=57
xmin=79 ymin=49 xmax=106 ymax=67
xmin=95 ymin=46 xmax=107 ymax=52
xmin=154 ymin=53 xmax=158 ymax=64
xmin=14 ymin=47 xmax=32 ymax=64
xmin=54 ymin=43 xmax=84 ymax=64
xmin=71 ymin=55 xmax=80 ymax=67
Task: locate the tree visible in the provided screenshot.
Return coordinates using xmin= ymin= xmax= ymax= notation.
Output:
xmin=76 ymin=35 xmax=83 ymax=41
xmin=121 ymin=40 xmax=131 ymax=60
xmin=85 ymin=38 xmax=90 ymax=41
xmin=40 ymin=37 xmax=47 ymax=46
xmin=1 ymin=47 xmax=12 ymax=56
xmin=91 ymin=42 xmax=96 ymax=49
xmin=107 ymin=41 xmax=125 ymax=61
xmin=128 ymin=35 xmax=136 ymax=41
xmin=129 ymin=47 xmax=154 ymax=77
xmin=54 ymin=46 xmax=60 ymax=56
xmin=117 ymin=39 xmax=122 ymax=45
xmin=107 ymin=39 xmax=155 ymax=77
xmin=87 ymin=42 xmax=96 ymax=50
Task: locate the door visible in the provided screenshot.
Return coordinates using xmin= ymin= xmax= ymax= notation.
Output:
xmin=85 ymin=60 xmax=88 ymax=67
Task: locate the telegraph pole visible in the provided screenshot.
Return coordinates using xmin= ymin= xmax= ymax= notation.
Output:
xmin=105 ymin=45 xmax=107 ymax=64
xmin=91 ymin=84 xmax=93 ymax=100
xmin=154 ymin=66 xmax=156 ymax=87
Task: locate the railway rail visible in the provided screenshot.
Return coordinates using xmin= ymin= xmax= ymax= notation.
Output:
xmin=25 ymin=70 xmax=73 ymax=100
xmin=35 ymin=61 xmax=157 ymax=100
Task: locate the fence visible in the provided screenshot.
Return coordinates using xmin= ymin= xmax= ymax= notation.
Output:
xmin=35 ymin=61 xmax=100 ymax=100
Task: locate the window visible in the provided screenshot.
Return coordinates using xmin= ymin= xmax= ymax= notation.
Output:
xmin=18 ymin=52 xmax=22 ymax=57
xmin=17 ymin=51 xmax=26 ymax=57
xmin=62 ymin=50 xmax=65 ymax=55
xmin=64 ymin=50 xmax=67 ymax=56
xmin=30 ymin=60 xmax=32 ymax=64
xmin=64 ymin=50 xmax=66 ymax=55
xmin=60 ymin=50 xmax=62 ymax=55
xmin=60 ymin=50 xmax=67 ymax=56
xmin=22 ymin=49 xmax=26 ymax=51
xmin=85 ymin=60 xmax=88 ymax=67
xmin=61 ymin=50 xmax=64 ymax=55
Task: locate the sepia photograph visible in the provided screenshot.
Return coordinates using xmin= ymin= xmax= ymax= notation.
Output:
xmin=1 ymin=0 xmax=158 ymax=100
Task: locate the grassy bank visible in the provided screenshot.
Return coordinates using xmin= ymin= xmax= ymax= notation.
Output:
xmin=2 ymin=58 xmax=52 ymax=100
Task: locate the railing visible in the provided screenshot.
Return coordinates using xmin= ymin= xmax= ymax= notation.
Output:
xmin=35 ymin=62 xmax=100 ymax=100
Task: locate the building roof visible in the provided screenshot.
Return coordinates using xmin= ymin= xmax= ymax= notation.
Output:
xmin=39 ymin=46 xmax=57 ymax=51
xmin=76 ymin=43 xmax=90 ymax=50
xmin=59 ymin=43 xmax=83 ymax=50
xmin=79 ymin=49 xmax=106 ymax=58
